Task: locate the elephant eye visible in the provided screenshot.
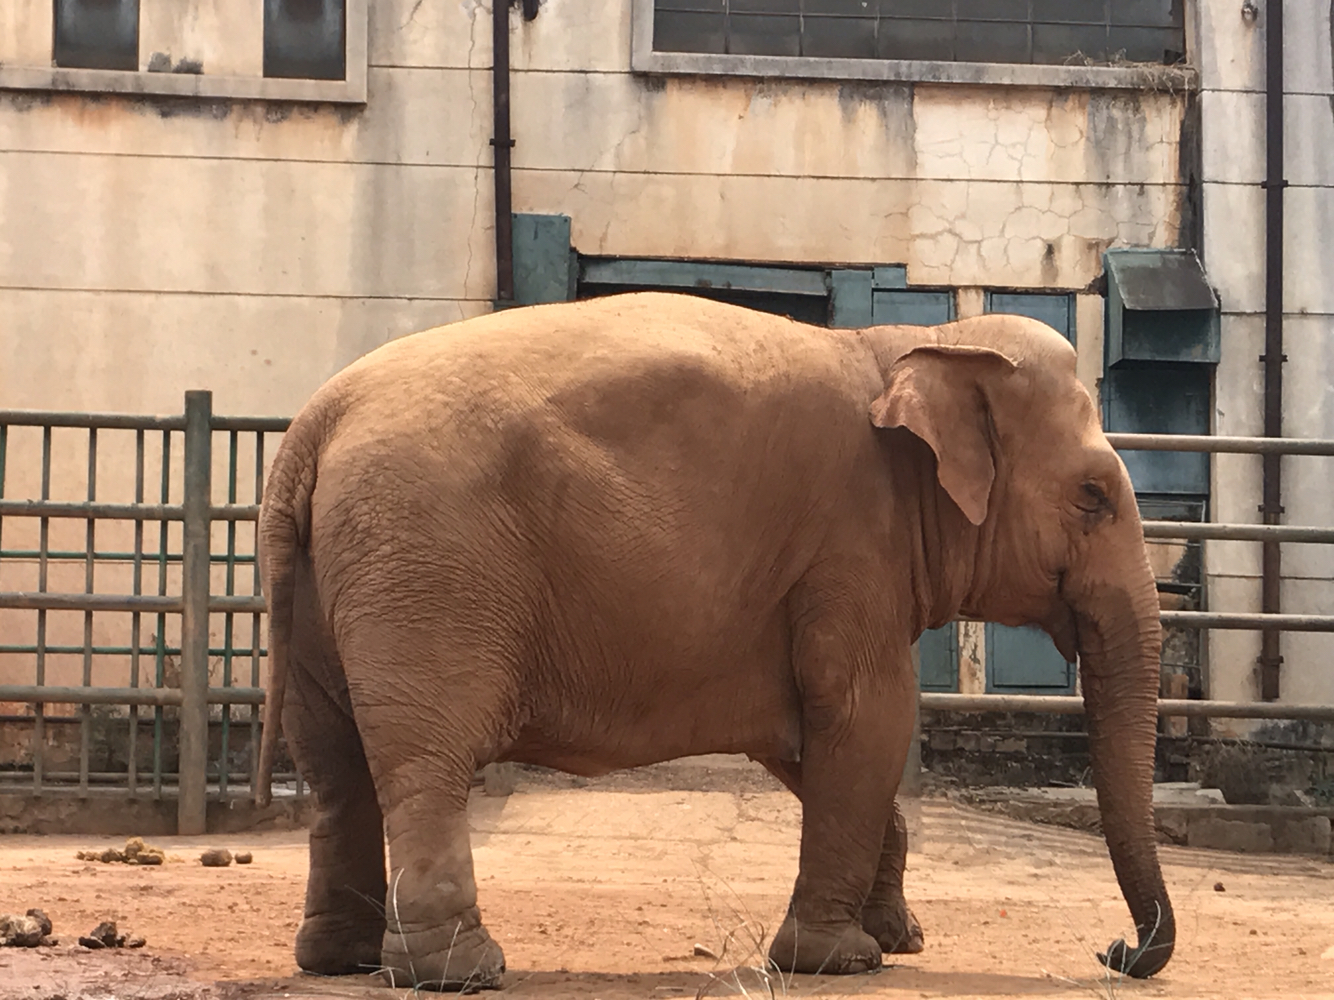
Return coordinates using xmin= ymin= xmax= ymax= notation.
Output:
xmin=1076 ymin=481 xmax=1114 ymax=517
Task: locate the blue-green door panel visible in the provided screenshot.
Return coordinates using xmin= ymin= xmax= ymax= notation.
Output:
xmin=981 ymin=291 xmax=1077 ymax=693
xmin=984 ymin=292 xmax=1074 ymax=342
xmin=918 ymin=625 xmax=958 ymax=692
xmin=872 ymin=289 xmax=955 ymax=326
xmin=984 ymin=623 xmax=1075 ymax=692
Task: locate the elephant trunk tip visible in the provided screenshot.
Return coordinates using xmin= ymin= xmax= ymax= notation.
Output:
xmin=1097 ymin=904 xmax=1175 ymax=979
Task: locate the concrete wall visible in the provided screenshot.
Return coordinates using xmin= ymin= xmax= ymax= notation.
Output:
xmin=0 ymin=0 xmax=1193 ymax=697
xmin=1199 ymin=0 xmax=1334 ymax=723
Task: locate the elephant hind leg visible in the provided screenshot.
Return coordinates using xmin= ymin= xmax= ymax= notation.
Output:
xmin=283 ymin=552 xmax=387 ymax=975
xmin=342 ymin=629 xmax=515 ymax=992
xmin=753 ymin=757 xmax=923 ymax=956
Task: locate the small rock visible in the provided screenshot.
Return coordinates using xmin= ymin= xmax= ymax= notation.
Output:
xmin=25 ymin=909 xmax=52 ymax=937
xmin=692 ymin=943 xmax=718 ymax=960
xmin=234 ymin=851 xmax=253 ymax=865
xmin=78 ymin=935 xmax=105 ymax=950
xmin=0 ymin=914 xmax=45 ymax=947
xmin=1214 ymin=882 xmax=1226 ymax=892
xmin=39 ymin=936 xmax=58 ymax=947
xmin=125 ymin=935 xmax=146 ymax=948
xmin=199 ymin=848 xmax=233 ymax=867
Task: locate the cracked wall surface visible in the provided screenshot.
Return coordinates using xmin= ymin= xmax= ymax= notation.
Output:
xmin=0 ymin=0 xmax=1192 ymax=417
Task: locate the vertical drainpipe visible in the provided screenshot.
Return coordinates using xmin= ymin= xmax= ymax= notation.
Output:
xmin=492 ymin=0 xmax=516 ymax=305
xmin=1259 ymin=0 xmax=1286 ymax=701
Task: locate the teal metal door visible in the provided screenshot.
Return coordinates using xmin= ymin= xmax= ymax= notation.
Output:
xmin=983 ymin=292 xmax=1077 ymax=693
xmin=835 ymin=268 xmax=960 ymax=690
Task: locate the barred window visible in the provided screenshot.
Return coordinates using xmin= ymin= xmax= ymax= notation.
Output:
xmin=652 ymin=0 xmax=1186 ymax=66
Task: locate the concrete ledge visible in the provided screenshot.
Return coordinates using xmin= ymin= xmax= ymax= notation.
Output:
xmin=961 ymin=787 xmax=1334 ymax=856
xmin=0 ymin=791 xmax=311 ymax=836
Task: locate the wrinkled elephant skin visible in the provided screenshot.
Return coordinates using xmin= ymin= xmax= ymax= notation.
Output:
xmin=255 ymin=292 xmax=1174 ymax=989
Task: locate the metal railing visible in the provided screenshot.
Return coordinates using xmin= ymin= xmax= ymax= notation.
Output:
xmin=924 ymin=431 xmax=1334 ymax=719
xmin=0 ymin=392 xmax=288 ymax=834
xmin=2 ymin=396 xmax=1333 ymax=832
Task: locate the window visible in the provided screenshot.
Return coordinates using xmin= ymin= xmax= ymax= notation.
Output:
xmin=650 ymin=0 xmax=1186 ymax=67
xmin=0 ymin=0 xmax=364 ymax=102
xmin=54 ymin=0 xmax=139 ymax=71
xmin=264 ymin=0 xmax=346 ymax=81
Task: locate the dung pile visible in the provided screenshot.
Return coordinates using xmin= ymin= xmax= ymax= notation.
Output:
xmin=76 ymin=837 xmax=167 ymax=866
xmin=0 ymin=908 xmax=56 ymax=948
xmin=78 ymin=920 xmax=146 ymax=950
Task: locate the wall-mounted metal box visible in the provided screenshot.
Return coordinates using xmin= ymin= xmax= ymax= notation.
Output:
xmin=1105 ymin=249 xmax=1220 ymax=366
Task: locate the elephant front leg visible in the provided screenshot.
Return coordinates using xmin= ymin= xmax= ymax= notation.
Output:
xmin=767 ymin=630 xmax=916 ymax=976
xmin=281 ymin=669 xmax=388 ymax=976
xmin=859 ymin=801 xmax=924 ymax=955
xmin=756 ymin=758 xmax=923 ymax=957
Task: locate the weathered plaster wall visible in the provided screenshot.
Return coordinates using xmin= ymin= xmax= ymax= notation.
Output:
xmin=0 ymin=0 xmax=1190 ymax=693
xmin=1199 ymin=0 xmax=1334 ymax=720
xmin=0 ymin=0 xmax=1189 ymax=419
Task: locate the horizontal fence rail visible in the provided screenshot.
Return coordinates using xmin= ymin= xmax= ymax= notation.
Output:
xmin=2 ymin=398 xmax=1333 ymax=830
xmin=1105 ymin=433 xmax=1334 ymax=455
xmin=922 ymin=693 xmax=1334 ymax=722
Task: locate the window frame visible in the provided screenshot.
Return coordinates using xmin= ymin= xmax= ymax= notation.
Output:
xmin=630 ymin=0 xmax=1197 ymax=91
xmin=0 ymin=0 xmax=367 ymax=104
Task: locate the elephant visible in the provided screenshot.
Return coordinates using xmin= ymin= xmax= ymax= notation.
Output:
xmin=254 ymin=290 xmax=1174 ymax=990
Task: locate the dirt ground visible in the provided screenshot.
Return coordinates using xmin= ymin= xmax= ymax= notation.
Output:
xmin=1 ymin=758 xmax=1332 ymax=1000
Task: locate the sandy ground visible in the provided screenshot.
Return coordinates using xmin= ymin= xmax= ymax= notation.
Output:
xmin=1 ymin=759 xmax=1332 ymax=1000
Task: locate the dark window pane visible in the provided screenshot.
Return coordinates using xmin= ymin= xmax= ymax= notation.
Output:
xmin=956 ymin=0 xmax=1030 ymax=21
xmin=264 ymin=0 xmax=346 ymax=81
xmin=727 ymin=13 xmax=801 ymax=55
xmin=880 ymin=0 xmax=949 ymax=17
xmin=804 ymin=0 xmax=877 ymax=14
xmin=1032 ymin=23 xmax=1109 ymax=62
xmin=955 ymin=20 xmax=1030 ymax=62
xmin=876 ymin=17 xmax=953 ymax=60
xmin=54 ymin=0 xmax=139 ymax=71
xmin=730 ymin=0 xmax=800 ymax=10
xmin=1110 ymin=0 xmax=1181 ymax=26
xmin=655 ymin=10 xmax=727 ymax=51
xmin=802 ymin=15 xmax=876 ymax=58
xmin=1031 ymin=0 xmax=1108 ymax=25
xmin=1110 ymin=25 xmax=1184 ymax=61
xmin=655 ymin=0 xmax=723 ymax=8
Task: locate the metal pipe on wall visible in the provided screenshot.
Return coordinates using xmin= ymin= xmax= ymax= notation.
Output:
xmin=492 ymin=0 xmax=515 ymax=304
xmin=1259 ymin=0 xmax=1287 ymax=700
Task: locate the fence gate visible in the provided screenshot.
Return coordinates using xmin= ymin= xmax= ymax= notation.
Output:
xmin=0 ymin=392 xmax=294 ymax=834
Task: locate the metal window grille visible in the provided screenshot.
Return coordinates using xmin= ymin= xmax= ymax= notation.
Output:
xmin=653 ymin=0 xmax=1186 ymax=66
xmin=263 ymin=0 xmax=347 ymax=81
xmin=54 ymin=0 xmax=140 ymax=71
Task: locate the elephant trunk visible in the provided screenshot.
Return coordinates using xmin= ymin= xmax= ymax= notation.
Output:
xmin=1071 ymin=565 xmax=1175 ymax=979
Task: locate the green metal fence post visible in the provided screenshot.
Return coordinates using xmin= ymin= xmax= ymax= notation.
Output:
xmin=179 ymin=391 xmax=213 ymax=835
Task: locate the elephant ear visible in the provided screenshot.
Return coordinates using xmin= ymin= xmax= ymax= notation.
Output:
xmin=868 ymin=344 xmax=1018 ymax=526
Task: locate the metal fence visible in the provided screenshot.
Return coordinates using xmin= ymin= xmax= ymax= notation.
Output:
xmin=2 ymin=395 xmax=1334 ymax=835
xmin=0 ymin=391 xmax=286 ymax=834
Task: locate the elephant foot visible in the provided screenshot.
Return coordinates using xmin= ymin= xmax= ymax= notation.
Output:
xmin=861 ymin=899 xmax=924 ymax=955
xmin=768 ymin=916 xmax=882 ymax=976
xmin=295 ymin=912 xmax=385 ymax=976
xmin=379 ymin=906 xmax=505 ymax=993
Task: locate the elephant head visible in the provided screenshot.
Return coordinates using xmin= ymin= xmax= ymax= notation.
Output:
xmin=866 ymin=316 xmax=1174 ymax=979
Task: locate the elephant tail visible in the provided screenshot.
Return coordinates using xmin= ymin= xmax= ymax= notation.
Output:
xmin=254 ymin=423 xmax=318 ymax=809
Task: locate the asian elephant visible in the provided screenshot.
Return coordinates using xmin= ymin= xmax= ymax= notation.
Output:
xmin=254 ymin=291 xmax=1174 ymax=990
